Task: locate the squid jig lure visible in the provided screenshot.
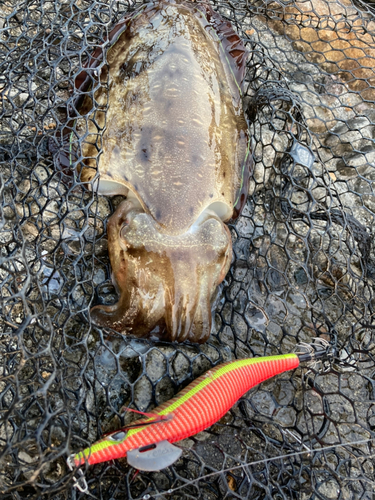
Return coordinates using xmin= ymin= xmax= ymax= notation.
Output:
xmin=67 ymin=339 xmax=333 ymax=489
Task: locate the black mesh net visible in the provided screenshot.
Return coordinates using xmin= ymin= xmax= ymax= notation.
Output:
xmin=1 ymin=0 xmax=375 ymax=498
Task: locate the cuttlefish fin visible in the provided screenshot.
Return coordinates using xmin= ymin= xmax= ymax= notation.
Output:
xmin=198 ymin=3 xmax=249 ymax=89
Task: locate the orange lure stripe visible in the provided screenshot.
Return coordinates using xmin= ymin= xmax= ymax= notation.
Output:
xmin=74 ymin=354 xmax=299 ymax=466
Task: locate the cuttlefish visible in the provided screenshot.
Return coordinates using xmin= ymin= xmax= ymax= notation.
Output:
xmin=70 ymin=0 xmax=252 ymax=343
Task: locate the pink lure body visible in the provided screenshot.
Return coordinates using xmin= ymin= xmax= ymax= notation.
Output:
xmin=75 ymin=354 xmax=299 ymax=466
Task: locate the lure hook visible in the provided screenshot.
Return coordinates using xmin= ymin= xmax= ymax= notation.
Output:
xmin=67 ymin=453 xmax=88 ymax=493
xmin=294 ymin=337 xmax=335 ymax=368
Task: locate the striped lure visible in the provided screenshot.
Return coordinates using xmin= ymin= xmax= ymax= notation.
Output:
xmin=70 ymin=341 xmax=331 ymax=474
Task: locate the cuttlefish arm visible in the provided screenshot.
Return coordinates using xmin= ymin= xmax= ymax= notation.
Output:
xmin=90 ymin=201 xmax=231 ymax=343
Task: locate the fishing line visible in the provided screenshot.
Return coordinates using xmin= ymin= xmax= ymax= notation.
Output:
xmin=150 ymin=436 xmax=375 ymax=498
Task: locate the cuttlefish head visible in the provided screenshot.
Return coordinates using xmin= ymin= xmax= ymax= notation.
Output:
xmin=91 ymin=200 xmax=231 ymax=343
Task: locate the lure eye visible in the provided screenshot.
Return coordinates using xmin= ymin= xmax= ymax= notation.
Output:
xmin=109 ymin=431 xmax=127 ymax=441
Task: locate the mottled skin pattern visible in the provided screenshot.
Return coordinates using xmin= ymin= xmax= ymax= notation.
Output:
xmin=76 ymin=0 xmax=251 ymax=342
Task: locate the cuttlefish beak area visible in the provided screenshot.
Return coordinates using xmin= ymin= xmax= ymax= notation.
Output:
xmin=90 ymin=200 xmax=232 ymax=343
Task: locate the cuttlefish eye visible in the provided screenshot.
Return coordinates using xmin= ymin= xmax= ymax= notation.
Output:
xmin=120 ymin=219 xmax=130 ymax=239
xmin=108 ymin=431 xmax=127 ymax=441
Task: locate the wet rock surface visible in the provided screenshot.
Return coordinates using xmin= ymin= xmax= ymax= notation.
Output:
xmin=1 ymin=0 xmax=375 ymax=498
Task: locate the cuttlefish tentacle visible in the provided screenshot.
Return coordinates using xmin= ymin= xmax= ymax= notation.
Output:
xmin=164 ymin=259 xmax=205 ymax=343
xmin=189 ymin=236 xmax=231 ymax=343
xmin=91 ymin=201 xmax=232 ymax=343
xmin=90 ymin=200 xmax=166 ymax=337
xmin=163 ymin=214 xmax=231 ymax=343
